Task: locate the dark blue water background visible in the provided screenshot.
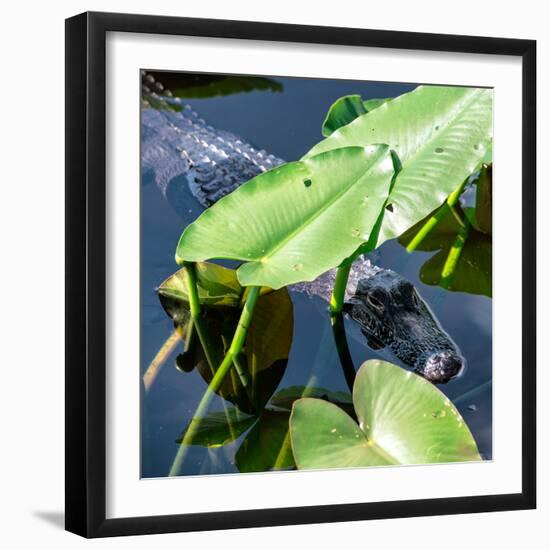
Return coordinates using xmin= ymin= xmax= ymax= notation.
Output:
xmin=141 ymin=76 xmax=492 ymax=477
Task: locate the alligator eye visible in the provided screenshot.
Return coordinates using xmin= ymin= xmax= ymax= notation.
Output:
xmin=366 ymin=294 xmax=384 ymax=310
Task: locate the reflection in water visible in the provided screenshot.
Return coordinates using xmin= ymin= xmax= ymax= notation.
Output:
xmin=146 ymin=72 xmax=283 ymax=99
xmin=141 ymin=75 xmax=492 ymax=477
xmin=399 ymin=190 xmax=492 ymax=298
xmin=157 ymin=263 xmax=293 ymax=415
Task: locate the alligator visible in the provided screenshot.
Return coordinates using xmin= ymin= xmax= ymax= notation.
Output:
xmin=141 ymin=72 xmax=465 ymax=384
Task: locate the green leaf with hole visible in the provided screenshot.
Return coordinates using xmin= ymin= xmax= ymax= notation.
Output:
xmin=322 ymin=95 xmax=391 ymax=137
xmin=176 ymin=408 xmax=256 ymax=447
xmin=176 ymin=146 xmax=395 ymax=289
xmin=307 ymin=86 xmax=493 ymax=250
xmin=290 ymin=360 xmax=481 ymax=470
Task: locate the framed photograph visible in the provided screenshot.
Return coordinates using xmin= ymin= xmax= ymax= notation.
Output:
xmin=65 ymin=11 xmax=536 ymax=538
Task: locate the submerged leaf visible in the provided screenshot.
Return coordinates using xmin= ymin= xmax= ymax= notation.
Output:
xmin=235 ymin=410 xmax=295 ymax=472
xmin=190 ymin=306 xmax=290 ymax=415
xmin=399 ymin=204 xmax=492 ymax=297
xmin=176 ymin=145 xmax=395 ymax=289
xmin=290 ymin=360 xmax=481 ymax=470
xmin=176 ymin=408 xmax=256 ymax=447
xmin=419 ymin=231 xmax=492 ymax=297
xmin=271 ymin=385 xmax=352 ymax=411
xmin=158 ymin=262 xmax=243 ymax=312
xmin=158 ymin=262 xmax=293 ymax=414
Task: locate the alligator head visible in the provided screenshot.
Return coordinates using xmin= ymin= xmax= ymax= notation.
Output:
xmin=343 ymin=269 xmax=465 ymax=384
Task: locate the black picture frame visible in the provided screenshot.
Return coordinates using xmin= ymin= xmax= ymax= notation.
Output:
xmin=65 ymin=11 xmax=536 ymax=538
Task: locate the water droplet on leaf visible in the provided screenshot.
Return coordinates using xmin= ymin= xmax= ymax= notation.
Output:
xmin=435 ymin=147 xmax=444 ymax=153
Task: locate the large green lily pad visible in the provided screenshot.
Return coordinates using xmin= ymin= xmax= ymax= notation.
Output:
xmin=290 ymin=360 xmax=481 ymax=470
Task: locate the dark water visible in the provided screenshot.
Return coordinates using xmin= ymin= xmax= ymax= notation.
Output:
xmin=140 ymin=75 xmax=492 ymax=478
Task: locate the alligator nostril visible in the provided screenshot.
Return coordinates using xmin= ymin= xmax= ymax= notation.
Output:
xmin=422 ymin=351 xmax=465 ymax=384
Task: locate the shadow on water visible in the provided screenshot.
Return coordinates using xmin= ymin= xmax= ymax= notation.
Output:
xmin=140 ymin=74 xmax=492 ymax=477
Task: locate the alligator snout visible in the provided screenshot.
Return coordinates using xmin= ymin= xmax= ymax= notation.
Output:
xmin=344 ymin=269 xmax=465 ymax=385
xmin=422 ymin=350 xmax=465 ymax=384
